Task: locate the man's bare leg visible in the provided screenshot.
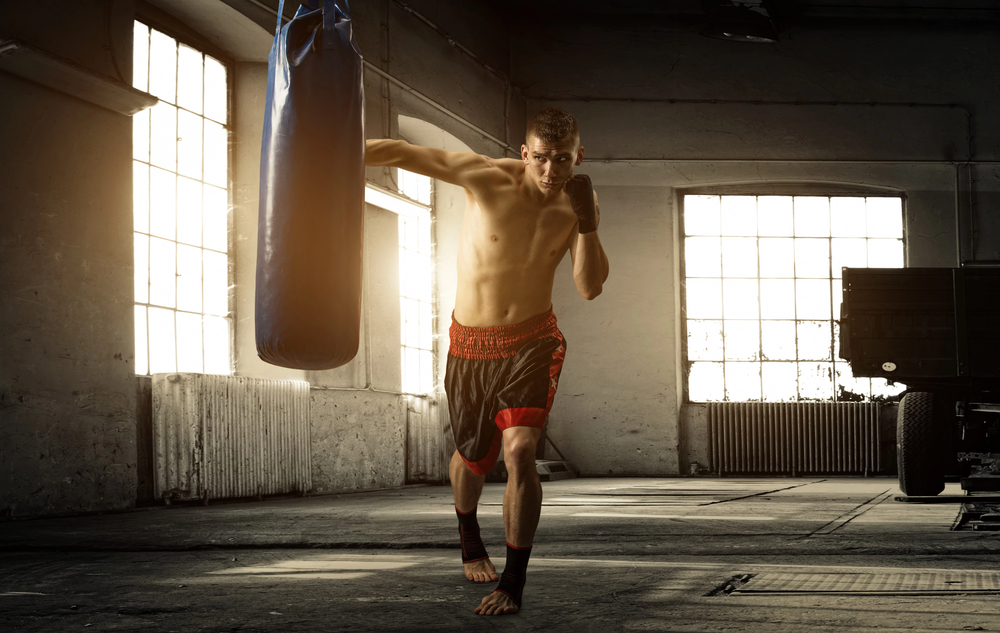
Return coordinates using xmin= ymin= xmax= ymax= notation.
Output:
xmin=475 ymin=426 xmax=542 ymax=616
xmin=450 ymin=449 xmax=498 ymax=583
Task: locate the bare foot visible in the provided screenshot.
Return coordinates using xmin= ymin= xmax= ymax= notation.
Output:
xmin=474 ymin=590 xmax=519 ymax=616
xmin=463 ymin=558 xmax=498 ymax=583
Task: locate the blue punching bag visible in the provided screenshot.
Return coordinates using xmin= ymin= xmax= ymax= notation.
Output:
xmin=256 ymin=0 xmax=365 ymax=370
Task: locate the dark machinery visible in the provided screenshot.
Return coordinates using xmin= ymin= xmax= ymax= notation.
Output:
xmin=840 ymin=267 xmax=1000 ymax=496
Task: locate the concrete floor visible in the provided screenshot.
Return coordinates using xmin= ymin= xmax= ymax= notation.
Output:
xmin=2 ymin=477 xmax=999 ymax=632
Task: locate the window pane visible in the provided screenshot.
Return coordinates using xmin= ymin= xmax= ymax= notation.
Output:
xmin=133 ymin=108 xmax=149 ymax=162
xmin=795 ymin=279 xmax=831 ymax=320
xmin=722 ymin=279 xmax=758 ymax=319
xmin=684 ymin=195 xmax=720 ymax=235
xmin=148 ymin=307 xmax=176 ymax=373
xmin=866 ymin=197 xmax=903 ymax=238
xmin=868 ymin=239 xmax=904 ymax=268
xmin=149 ymin=102 xmax=176 ymax=170
xmin=798 ymin=362 xmax=834 ymax=401
xmin=177 ymin=177 xmax=202 ymax=246
xmin=418 ymin=255 xmax=433 ymax=303
xmin=724 ymin=320 xmax=759 ymax=361
xmin=759 ymin=238 xmax=794 ymax=278
xmin=761 ymin=320 xmax=796 ymax=361
xmin=797 ymin=320 xmax=832 ymax=361
xmin=176 ymin=311 xmax=203 ymax=373
xmin=830 ymin=197 xmax=866 ymax=237
xmin=726 ymin=362 xmax=761 ymax=401
xmin=134 ymin=233 xmax=149 ymax=303
xmin=177 ymin=110 xmax=203 ymax=180
xmin=134 ymin=305 xmax=148 ymax=375
xmin=404 ymin=298 xmax=420 ymax=348
xmin=835 ymin=358 xmax=869 ymax=401
xmin=149 ymin=168 xmax=176 ymax=240
xmin=760 ymin=279 xmax=796 ymax=319
xmin=871 ymin=378 xmax=905 ymax=400
xmin=685 ymin=237 xmax=721 ymax=277
xmin=203 ymin=185 xmax=228 ymax=252
xmin=794 ymin=238 xmax=830 ymax=278
xmin=204 ymin=56 xmax=227 ymax=123
xmin=757 ymin=196 xmax=793 ymax=237
xmin=133 ymin=23 xmax=149 ymax=92
xmin=399 ymin=249 xmax=419 ymax=300
xmin=687 ymin=320 xmax=723 ymax=361
xmin=204 ymin=315 xmax=230 ymax=374
xmin=149 ymin=238 xmax=176 ymax=308
xmin=684 ymin=277 xmax=722 ymax=320
xmin=832 ymin=278 xmax=843 ymax=320
xmin=203 ymin=249 xmax=228 ymax=316
xmin=689 ymin=362 xmax=724 ymax=401
xmin=721 ymin=237 xmax=757 ymax=278
xmin=720 ymin=196 xmax=756 ymax=236
xmin=419 ymin=301 xmax=433 ymax=351
xmin=418 ymin=214 xmax=432 ymax=255
xmin=133 ymin=162 xmax=149 ymax=233
xmin=794 ymin=197 xmax=830 ymax=237
xmin=148 ymin=29 xmax=176 ymax=103
xmin=762 ymin=362 xmax=798 ymax=401
xmin=401 ymin=215 xmax=418 ymax=251
xmin=203 ymin=120 xmax=227 ymax=187
xmin=420 ymin=349 xmax=434 ymax=394
xmin=176 ymin=244 xmax=202 ymax=313
xmin=177 ymin=45 xmax=203 ymax=115
xmin=831 ymin=238 xmax=867 ymax=277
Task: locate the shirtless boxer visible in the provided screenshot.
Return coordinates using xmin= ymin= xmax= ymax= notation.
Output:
xmin=365 ymin=108 xmax=609 ymax=615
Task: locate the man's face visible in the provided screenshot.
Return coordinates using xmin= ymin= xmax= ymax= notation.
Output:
xmin=521 ymin=134 xmax=584 ymax=194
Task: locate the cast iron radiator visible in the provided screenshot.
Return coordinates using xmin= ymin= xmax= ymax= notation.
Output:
xmin=152 ymin=373 xmax=311 ymax=502
xmin=708 ymin=402 xmax=881 ymax=476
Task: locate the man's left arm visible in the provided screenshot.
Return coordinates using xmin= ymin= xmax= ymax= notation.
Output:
xmin=566 ymin=178 xmax=610 ymax=300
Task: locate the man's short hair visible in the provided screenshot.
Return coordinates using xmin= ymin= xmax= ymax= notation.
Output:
xmin=526 ymin=107 xmax=579 ymax=146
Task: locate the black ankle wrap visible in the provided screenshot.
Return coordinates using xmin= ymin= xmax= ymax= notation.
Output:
xmin=494 ymin=542 xmax=532 ymax=607
xmin=456 ymin=506 xmax=489 ymax=563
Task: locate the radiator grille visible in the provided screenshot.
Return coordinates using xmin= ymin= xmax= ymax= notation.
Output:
xmin=152 ymin=373 xmax=311 ymax=501
xmin=708 ymin=402 xmax=881 ymax=476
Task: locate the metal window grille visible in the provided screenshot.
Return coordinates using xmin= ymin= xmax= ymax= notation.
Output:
xmin=398 ymin=169 xmax=435 ymax=395
xmin=132 ymin=21 xmax=232 ymax=375
xmin=682 ymin=194 xmax=905 ymax=402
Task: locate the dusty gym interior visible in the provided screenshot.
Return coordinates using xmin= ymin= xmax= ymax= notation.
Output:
xmin=3 ymin=1 xmax=1000 ymax=630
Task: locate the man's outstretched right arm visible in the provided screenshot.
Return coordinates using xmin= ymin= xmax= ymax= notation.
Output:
xmin=365 ymin=139 xmax=494 ymax=190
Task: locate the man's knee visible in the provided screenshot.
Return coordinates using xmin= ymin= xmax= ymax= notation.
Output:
xmin=504 ymin=435 xmax=538 ymax=472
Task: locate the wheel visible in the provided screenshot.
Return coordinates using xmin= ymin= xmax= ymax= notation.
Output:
xmin=897 ymin=392 xmax=946 ymax=496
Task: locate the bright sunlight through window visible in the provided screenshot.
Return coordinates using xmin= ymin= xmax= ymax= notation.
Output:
xmin=133 ymin=22 xmax=231 ymax=375
xmin=683 ymin=195 xmax=905 ymax=402
xmin=398 ymin=169 xmax=434 ymax=395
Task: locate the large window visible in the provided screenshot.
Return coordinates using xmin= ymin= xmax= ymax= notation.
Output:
xmin=132 ymin=22 xmax=231 ymax=375
xmin=683 ymin=194 xmax=905 ymax=402
xmin=397 ymin=169 xmax=435 ymax=394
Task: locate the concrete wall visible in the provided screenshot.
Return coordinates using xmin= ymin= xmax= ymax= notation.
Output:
xmin=520 ymin=15 xmax=1000 ymax=475
xmin=0 ymin=0 xmax=139 ymax=517
xmin=1 ymin=0 xmax=520 ymax=517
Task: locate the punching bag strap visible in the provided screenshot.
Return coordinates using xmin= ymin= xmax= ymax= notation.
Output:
xmin=275 ymin=0 xmax=286 ymax=35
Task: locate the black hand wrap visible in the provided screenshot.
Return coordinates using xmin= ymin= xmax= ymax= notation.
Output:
xmin=456 ymin=507 xmax=489 ymax=564
xmin=564 ymin=174 xmax=597 ymax=234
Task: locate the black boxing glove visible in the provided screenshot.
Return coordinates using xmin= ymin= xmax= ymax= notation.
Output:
xmin=564 ymin=174 xmax=597 ymax=234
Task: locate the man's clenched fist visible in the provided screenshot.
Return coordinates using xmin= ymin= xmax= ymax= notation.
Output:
xmin=563 ymin=174 xmax=597 ymax=234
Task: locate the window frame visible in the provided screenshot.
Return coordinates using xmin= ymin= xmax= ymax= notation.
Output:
xmin=679 ymin=190 xmax=908 ymax=404
xmin=132 ymin=17 xmax=236 ymax=376
xmin=396 ymin=168 xmax=437 ymax=396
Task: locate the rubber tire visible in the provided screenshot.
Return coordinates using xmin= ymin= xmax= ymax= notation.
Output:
xmin=897 ymin=392 xmax=946 ymax=497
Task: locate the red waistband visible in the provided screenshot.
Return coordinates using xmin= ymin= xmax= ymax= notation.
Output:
xmin=449 ymin=309 xmax=559 ymax=360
